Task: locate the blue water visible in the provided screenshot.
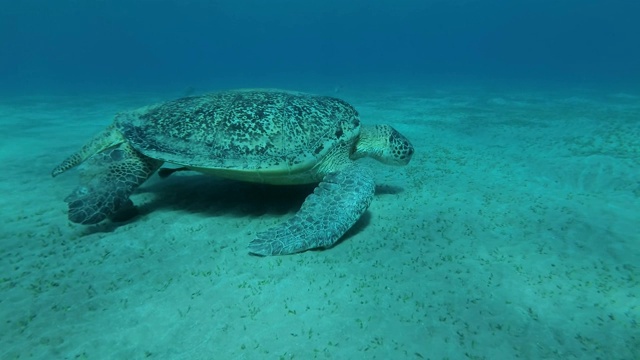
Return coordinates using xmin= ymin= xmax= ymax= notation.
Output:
xmin=1 ymin=0 xmax=639 ymax=93
xmin=1 ymin=1 xmax=639 ymax=359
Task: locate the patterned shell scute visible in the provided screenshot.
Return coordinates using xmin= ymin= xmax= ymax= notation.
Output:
xmin=116 ymin=90 xmax=361 ymax=171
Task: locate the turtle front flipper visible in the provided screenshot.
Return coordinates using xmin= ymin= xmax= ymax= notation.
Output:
xmin=64 ymin=143 xmax=162 ymax=224
xmin=248 ymin=165 xmax=375 ymax=256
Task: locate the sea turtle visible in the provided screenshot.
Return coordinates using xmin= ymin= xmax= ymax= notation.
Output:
xmin=51 ymin=89 xmax=414 ymax=256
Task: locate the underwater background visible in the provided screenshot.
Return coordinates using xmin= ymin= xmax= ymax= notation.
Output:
xmin=1 ymin=0 xmax=638 ymax=359
xmin=2 ymin=0 xmax=639 ymax=92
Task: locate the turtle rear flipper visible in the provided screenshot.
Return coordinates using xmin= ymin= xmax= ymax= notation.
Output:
xmin=52 ymin=124 xmax=125 ymax=177
xmin=248 ymin=165 xmax=375 ymax=256
xmin=64 ymin=143 xmax=162 ymax=224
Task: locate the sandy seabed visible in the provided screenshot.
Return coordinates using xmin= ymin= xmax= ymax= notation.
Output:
xmin=1 ymin=83 xmax=638 ymax=359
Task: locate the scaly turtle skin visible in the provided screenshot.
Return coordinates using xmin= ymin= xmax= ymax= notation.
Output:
xmin=52 ymin=89 xmax=414 ymax=255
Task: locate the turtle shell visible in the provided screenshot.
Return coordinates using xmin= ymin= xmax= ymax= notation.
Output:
xmin=116 ymin=89 xmax=361 ymax=174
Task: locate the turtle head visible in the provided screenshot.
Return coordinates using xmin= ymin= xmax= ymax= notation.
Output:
xmin=352 ymin=125 xmax=414 ymax=165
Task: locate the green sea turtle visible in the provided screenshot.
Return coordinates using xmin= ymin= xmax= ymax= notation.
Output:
xmin=51 ymin=89 xmax=414 ymax=255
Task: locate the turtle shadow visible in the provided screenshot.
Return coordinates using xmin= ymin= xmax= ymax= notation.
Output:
xmin=136 ymin=173 xmax=315 ymax=218
xmin=79 ymin=175 xmax=312 ymax=235
xmin=375 ymin=184 xmax=404 ymax=195
xmin=136 ymin=173 xmax=401 ymax=219
xmin=83 ymin=173 xmax=388 ymax=242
